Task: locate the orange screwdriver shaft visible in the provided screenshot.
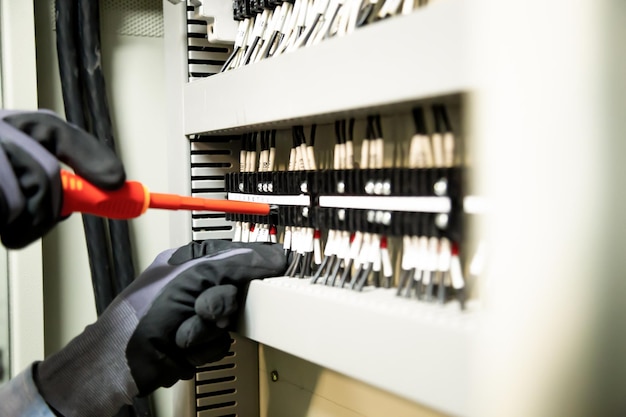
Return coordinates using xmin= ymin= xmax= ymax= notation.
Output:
xmin=60 ymin=169 xmax=270 ymax=219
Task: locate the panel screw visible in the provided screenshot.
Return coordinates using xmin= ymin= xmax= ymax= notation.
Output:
xmin=374 ymin=181 xmax=384 ymax=195
xmin=271 ymin=370 xmax=279 ymax=382
xmin=382 ymin=181 xmax=391 ymax=196
xmin=434 ymin=178 xmax=448 ymax=196
xmin=435 ymin=213 xmax=449 ymax=229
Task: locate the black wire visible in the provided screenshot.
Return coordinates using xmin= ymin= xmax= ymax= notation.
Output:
xmin=366 ymin=115 xmax=374 ymax=139
xmin=340 ymin=119 xmax=346 ymax=144
xmin=270 ymin=129 xmax=277 ymax=148
xmin=241 ymin=132 xmax=248 ymax=153
xmin=338 ymin=259 xmax=353 ymax=288
xmin=242 ymin=36 xmax=260 ymax=66
xmin=292 ymin=126 xmax=300 ymax=148
xmin=348 ymin=118 xmax=355 ymax=142
xmin=265 ymin=31 xmax=279 ymax=58
xmin=220 ymin=46 xmax=239 ymax=72
xmin=265 ymin=130 xmax=272 ymax=150
xmin=439 ymin=105 xmax=453 ymax=132
xmin=311 ymin=255 xmax=330 ymax=284
xmin=300 ymin=13 xmax=322 ymax=45
xmin=291 ymin=127 xmax=297 ymax=148
xmin=55 ymin=0 xmax=115 ymax=316
xmin=412 ymin=107 xmax=426 ymax=134
xmin=77 ymin=1 xmax=151 ymax=415
xmin=293 ymin=126 xmax=305 ymax=146
xmin=260 ymin=131 xmax=267 ymax=151
xmin=78 ymin=0 xmax=136 ymax=293
xmin=432 ymin=105 xmax=443 ymax=133
xmin=310 ymin=124 xmax=316 ymax=147
xmin=55 ymin=0 xmax=86 ymax=128
xmin=374 ymin=115 xmax=382 ymax=138
xmin=250 ymin=131 xmax=258 ymax=152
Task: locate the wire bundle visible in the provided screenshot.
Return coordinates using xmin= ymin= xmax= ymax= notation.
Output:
xmin=217 ymin=0 xmax=431 ymax=72
xmin=225 ymin=105 xmax=478 ymax=308
xmin=54 ymin=1 xmax=152 ymax=415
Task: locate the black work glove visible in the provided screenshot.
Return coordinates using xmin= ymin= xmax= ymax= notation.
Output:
xmin=35 ymin=240 xmax=287 ymax=417
xmin=0 ymin=110 xmax=125 ymax=249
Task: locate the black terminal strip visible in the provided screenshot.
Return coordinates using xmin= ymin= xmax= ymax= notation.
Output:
xmin=225 ymin=167 xmax=463 ymax=242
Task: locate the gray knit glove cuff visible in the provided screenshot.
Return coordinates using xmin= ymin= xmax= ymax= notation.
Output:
xmin=36 ymin=297 xmax=139 ymax=417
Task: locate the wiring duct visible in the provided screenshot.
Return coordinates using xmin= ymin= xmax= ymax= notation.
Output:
xmin=55 ymin=1 xmax=153 ymax=416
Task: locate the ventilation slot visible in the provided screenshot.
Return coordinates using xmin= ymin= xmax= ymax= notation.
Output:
xmin=187 ymin=2 xmax=232 ymax=80
xmin=190 ymin=136 xmax=239 ymax=241
xmin=195 ymin=342 xmax=238 ymax=416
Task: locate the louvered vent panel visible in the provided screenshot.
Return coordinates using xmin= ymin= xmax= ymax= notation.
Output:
xmin=196 ymin=335 xmax=260 ymax=417
xmin=190 ymin=136 xmax=238 ymax=241
xmin=187 ymin=3 xmax=232 ymax=80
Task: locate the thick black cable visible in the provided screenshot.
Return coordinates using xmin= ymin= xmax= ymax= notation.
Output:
xmin=55 ymin=0 xmax=115 ymax=316
xmin=77 ymin=0 xmax=137 ymax=296
xmin=76 ymin=1 xmax=152 ymax=415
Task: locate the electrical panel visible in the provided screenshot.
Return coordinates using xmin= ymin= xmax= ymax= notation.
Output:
xmin=172 ymin=0 xmax=482 ymax=415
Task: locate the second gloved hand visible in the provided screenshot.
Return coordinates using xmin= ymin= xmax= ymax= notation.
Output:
xmin=35 ymin=240 xmax=287 ymax=417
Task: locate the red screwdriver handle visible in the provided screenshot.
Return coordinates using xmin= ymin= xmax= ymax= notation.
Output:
xmin=61 ymin=170 xmax=149 ymax=219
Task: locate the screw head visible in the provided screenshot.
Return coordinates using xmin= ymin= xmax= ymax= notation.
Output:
xmin=337 ymin=181 xmax=346 ymax=194
xmin=382 ymin=211 xmax=392 ymax=225
xmin=268 ymin=183 xmax=274 ymax=193
xmin=434 ymin=178 xmax=448 ymax=196
xmin=271 ymin=370 xmax=279 ymax=382
xmin=365 ymin=181 xmax=375 ymax=195
xmin=435 ymin=213 xmax=449 ymax=229
xmin=302 ymin=207 xmax=309 ymax=217
xmin=338 ymin=209 xmax=346 ymax=221
xmin=239 ymin=183 xmax=244 ymax=192
xmin=383 ymin=181 xmax=391 ymax=195
xmin=374 ymin=181 xmax=384 ymax=195
xmin=300 ymin=182 xmax=308 ymax=193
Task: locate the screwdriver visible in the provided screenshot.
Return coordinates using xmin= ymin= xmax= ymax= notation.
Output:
xmin=60 ymin=169 xmax=272 ymax=219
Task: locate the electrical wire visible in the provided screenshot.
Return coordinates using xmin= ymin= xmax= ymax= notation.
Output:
xmin=73 ymin=1 xmax=152 ymax=414
xmin=55 ymin=0 xmax=115 ymax=316
xmin=77 ymin=0 xmax=138 ymax=297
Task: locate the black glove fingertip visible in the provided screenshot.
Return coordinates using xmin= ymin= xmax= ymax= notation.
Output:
xmin=195 ymin=285 xmax=239 ymax=321
xmin=175 ymin=316 xmax=232 ymax=366
xmin=184 ymin=331 xmax=232 ymax=367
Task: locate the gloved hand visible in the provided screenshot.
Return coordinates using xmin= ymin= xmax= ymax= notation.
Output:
xmin=34 ymin=240 xmax=287 ymax=417
xmin=0 ymin=110 xmax=125 ymax=249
